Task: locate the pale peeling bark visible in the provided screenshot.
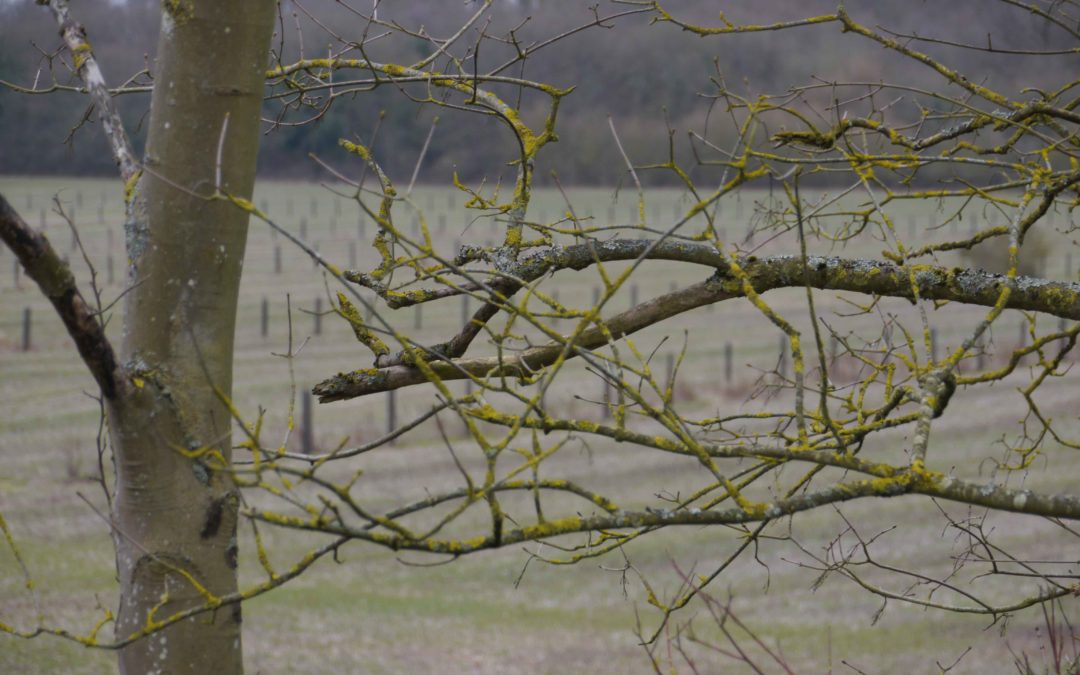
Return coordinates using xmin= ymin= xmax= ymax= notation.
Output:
xmin=40 ymin=0 xmax=139 ymax=185
xmin=106 ymin=2 xmax=275 ymax=673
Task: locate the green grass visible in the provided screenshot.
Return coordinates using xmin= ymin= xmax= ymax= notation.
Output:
xmin=2 ymin=176 xmax=1079 ymax=673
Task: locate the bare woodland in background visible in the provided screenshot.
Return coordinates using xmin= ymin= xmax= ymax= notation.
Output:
xmin=2 ymin=0 xmax=1080 ymax=672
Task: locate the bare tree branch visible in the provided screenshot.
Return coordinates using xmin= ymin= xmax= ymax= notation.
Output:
xmin=0 ymin=194 xmax=120 ymax=398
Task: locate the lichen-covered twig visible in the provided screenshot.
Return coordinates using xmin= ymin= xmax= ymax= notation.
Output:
xmin=249 ymin=472 xmax=1080 ymax=552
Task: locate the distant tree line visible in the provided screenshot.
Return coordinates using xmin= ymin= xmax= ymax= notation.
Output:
xmin=1 ymin=0 xmax=1072 ymax=186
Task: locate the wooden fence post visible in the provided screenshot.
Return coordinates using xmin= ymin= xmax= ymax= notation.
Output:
xmin=22 ymin=307 xmax=31 ymax=351
xmin=724 ymin=342 xmax=733 ymax=384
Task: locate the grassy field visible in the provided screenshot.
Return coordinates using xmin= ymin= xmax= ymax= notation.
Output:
xmin=1 ymin=176 xmax=1079 ymax=673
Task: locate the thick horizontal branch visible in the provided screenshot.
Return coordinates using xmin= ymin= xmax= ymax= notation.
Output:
xmin=0 ymin=194 xmax=120 ymax=398
xmin=365 ymin=238 xmax=1080 ymax=318
xmin=316 ymin=241 xmax=1080 ymax=401
xmin=247 ymin=472 xmax=1080 ymax=555
xmin=738 ymin=253 xmax=1080 ymax=317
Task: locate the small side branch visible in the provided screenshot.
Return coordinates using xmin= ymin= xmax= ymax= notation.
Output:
xmin=40 ymin=0 xmax=139 ymax=184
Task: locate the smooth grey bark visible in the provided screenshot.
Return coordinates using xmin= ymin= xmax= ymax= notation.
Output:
xmin=105 ymin=3 xmax=276 ymax=673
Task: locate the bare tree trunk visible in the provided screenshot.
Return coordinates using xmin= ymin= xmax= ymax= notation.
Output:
xmin=108 ymin=3 xmax=274 ymax=673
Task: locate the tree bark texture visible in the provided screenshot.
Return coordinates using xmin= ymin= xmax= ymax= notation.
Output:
xmin=107 ymin=3 xmax=275 ymax=673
